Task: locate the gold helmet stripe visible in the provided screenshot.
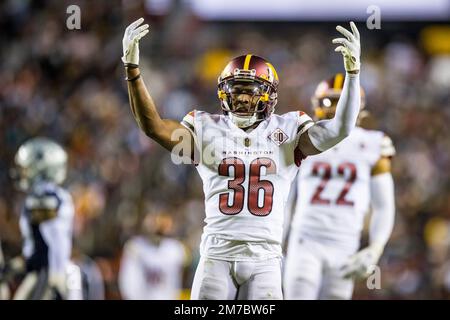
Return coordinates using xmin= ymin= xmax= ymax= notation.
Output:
xmin=243 ymin=54 xmax=252 ymax=70
xmin=333 ymin=73 xmax=344 ymax=89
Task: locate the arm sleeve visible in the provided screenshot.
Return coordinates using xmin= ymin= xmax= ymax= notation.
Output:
xmin=307 ymin=73 xmax=360 ymax=151
xmin=369 ymin=172 xmax=395 ymax=248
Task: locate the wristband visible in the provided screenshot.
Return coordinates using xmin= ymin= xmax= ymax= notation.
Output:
xmin=125 ymin=73 xmax=141 ymax=81
xmin=124 ymin=63 xmax=139 ymax=69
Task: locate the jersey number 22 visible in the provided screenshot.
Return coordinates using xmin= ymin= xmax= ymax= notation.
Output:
xmin=310 ymin=161 xmax=357 ymax=206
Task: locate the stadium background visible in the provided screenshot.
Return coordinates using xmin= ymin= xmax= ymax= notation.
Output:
xmin=0 ymin=0 xmax=449 ymax=299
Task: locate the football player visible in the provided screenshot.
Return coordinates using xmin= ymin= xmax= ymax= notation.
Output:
xmin=283 ymin=74 xmax=396 ymax=300
xmin=7 ymin=137 xmax=76 ymax=300
xmin=122 ymin=18 xmax=362 ymax=300
xmin=118 ymin=212 xmax=187 ymax=300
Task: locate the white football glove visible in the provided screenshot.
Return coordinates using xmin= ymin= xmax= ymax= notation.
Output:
xmin=122 ymin=17 xmax=150 ymax=66
xmin=332 ymin=21 xmax=361 ymax=73
xmin=340 ymin=244 xmax=383 ymax=279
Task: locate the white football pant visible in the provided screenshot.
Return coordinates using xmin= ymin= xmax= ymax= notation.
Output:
xmin=283 ymin=236 xmax=356 ymax=300
xmin=191 ymin=256 xmax=283 ymax=300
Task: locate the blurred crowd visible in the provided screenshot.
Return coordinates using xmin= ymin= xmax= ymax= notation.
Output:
xmin=0 ymin=0 xmax=449 ymax=299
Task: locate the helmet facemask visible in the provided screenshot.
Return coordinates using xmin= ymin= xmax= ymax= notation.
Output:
xmin=219 ymin=79 xmax=274 ymax=128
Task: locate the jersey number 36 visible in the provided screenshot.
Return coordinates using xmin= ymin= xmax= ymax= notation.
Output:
xmin=218 ymin=157 xmax=276 ymax=216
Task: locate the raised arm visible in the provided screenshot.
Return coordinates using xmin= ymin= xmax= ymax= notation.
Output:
xmin=368 ymin=170 xmax=395 ymax=253
xmin=122 ymin=18 xmax=193 ymax=154
xmin=298 ymin=22 xmax=361 ymax=156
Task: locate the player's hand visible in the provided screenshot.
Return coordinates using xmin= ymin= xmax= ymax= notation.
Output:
xmin=122 ymin=17 xmax=150 ymax=66
xmin=332 ymin=21 xmax=360 ymax=73
xmin=340 ymin=244 xmax=383 ymax=279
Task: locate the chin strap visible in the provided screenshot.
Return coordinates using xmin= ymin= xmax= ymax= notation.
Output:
xmin=228 ymin=112 xmax=258 ymax=128
xmin=223 ymin=96 xmax=267 ymax=128
xmin=222 ymin=99 xmax=258 ymax=128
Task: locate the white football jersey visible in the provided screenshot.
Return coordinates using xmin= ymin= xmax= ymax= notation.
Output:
xmin=181 ymin=110 xmax=314 ymax=260
xmin=19 ymin=181 xmax=75 ymax=278
xmin=119 ymin=236 xmax=186 ymax=300
xmin=290 ymin=127 xmax=395 ymax=250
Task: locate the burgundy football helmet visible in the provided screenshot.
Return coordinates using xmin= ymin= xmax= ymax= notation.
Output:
xmin=217 ymin=54 xmax=279 ymax=127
